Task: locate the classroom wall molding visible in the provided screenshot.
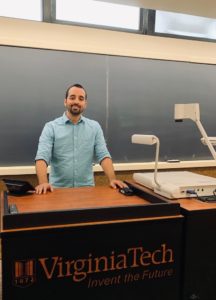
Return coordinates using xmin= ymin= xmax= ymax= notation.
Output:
xmin=1 ymin=17 xmax=216 ymax=64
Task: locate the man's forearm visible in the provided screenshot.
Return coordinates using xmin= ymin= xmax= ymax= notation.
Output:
xmin=100 ymin=157 xmax=127 ymax=189
xmin=100 ymin=157 xmax=116 ymax=182
xmin=35 ymin=160 xmax=49 ymax=184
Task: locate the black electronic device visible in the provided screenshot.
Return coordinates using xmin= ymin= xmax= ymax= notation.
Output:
xmin=119 ymin=186 xmax=134 ymax=196
xmin=2 ymin=178 xmax=35 ymax=196
xmin=9 ymin=204 xmax=19 ymax=214
xmin=197 ymin=195 xmax=216 ymax=203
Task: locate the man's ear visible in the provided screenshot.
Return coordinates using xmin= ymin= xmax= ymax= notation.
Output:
xmin=64 ymin=99 xmax=67 ymax=106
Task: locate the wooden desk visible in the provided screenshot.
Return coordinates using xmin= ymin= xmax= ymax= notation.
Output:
xmin=175 ymin=198 xmax=216 ymax=300
xmin=129 ymin=181 xmax=216 ymax=300
xmin=2 ymin=186 xmax=180 ymax=230
xmin=0 ymin=186 xmax=183 ymax=300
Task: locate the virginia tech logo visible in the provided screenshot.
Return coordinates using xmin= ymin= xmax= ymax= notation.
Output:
xmin=12 ymin=243 xmax=175 ymax=288
xmin=13 ymin=259 xmax=36 ymax=288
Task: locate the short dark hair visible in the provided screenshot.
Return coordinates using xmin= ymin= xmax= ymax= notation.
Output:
xmin=65 ymin=83 xmax=87 ymax=99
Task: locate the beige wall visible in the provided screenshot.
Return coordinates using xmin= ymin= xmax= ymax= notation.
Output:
xmin=1 ymin=17 xmax=216 ymax=64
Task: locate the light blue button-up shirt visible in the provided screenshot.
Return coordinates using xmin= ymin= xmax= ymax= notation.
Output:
xmin=35 ymin=113 xmax=111 ymax=187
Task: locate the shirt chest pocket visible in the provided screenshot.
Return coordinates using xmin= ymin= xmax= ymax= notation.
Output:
xmin=78 ymin=132 xmax=96 ymax=151
xmin=53 ymin=131 xmax=74 ymax=156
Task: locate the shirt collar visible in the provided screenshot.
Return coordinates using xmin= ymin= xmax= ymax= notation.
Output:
xmin=63 ymin=112 xmax=85 ymax=124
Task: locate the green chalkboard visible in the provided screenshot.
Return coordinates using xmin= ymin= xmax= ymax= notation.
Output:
xmin=0 ymin=45 xmax=216 ymax=166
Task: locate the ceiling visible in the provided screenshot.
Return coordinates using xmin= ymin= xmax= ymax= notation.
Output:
xmin=96 ymin=0 xmax=216 ymax=19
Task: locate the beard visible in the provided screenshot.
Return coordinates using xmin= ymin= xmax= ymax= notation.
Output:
xmin=68 ymin=105 xmax=83 ymax=116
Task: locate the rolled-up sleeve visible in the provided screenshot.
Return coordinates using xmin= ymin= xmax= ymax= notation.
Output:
xmin=35 ymin=122 xmax=54 ymax=165
xmin=94 ymin=123 xmax=111 ymax=163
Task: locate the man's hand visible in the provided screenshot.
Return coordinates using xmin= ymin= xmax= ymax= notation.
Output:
xmin=35 ymin=183 xmax=54 ymax=194
xmin=100 ymin=157 xmax=128 ymax=189
xmin=109 ymin=179 xmax=128 ymax=189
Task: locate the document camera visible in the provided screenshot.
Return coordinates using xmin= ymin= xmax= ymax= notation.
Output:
xmin=132 ymin=103 xmax=216 ymax=199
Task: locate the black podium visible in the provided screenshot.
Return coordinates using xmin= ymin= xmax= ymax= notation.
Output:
xmin=0 ymin=186 xmax=183 ymax=300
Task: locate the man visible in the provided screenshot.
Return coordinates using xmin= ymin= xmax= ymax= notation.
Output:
xmin=35 ymin=83 xmax=126 ymax=194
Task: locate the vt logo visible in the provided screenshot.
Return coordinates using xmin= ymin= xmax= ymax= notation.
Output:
xmin=13 ymin=259 xmax=36 ymax=288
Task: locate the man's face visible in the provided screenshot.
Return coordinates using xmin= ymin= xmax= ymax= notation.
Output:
xmin=64 ymin=86 xmax=87 ymax=116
